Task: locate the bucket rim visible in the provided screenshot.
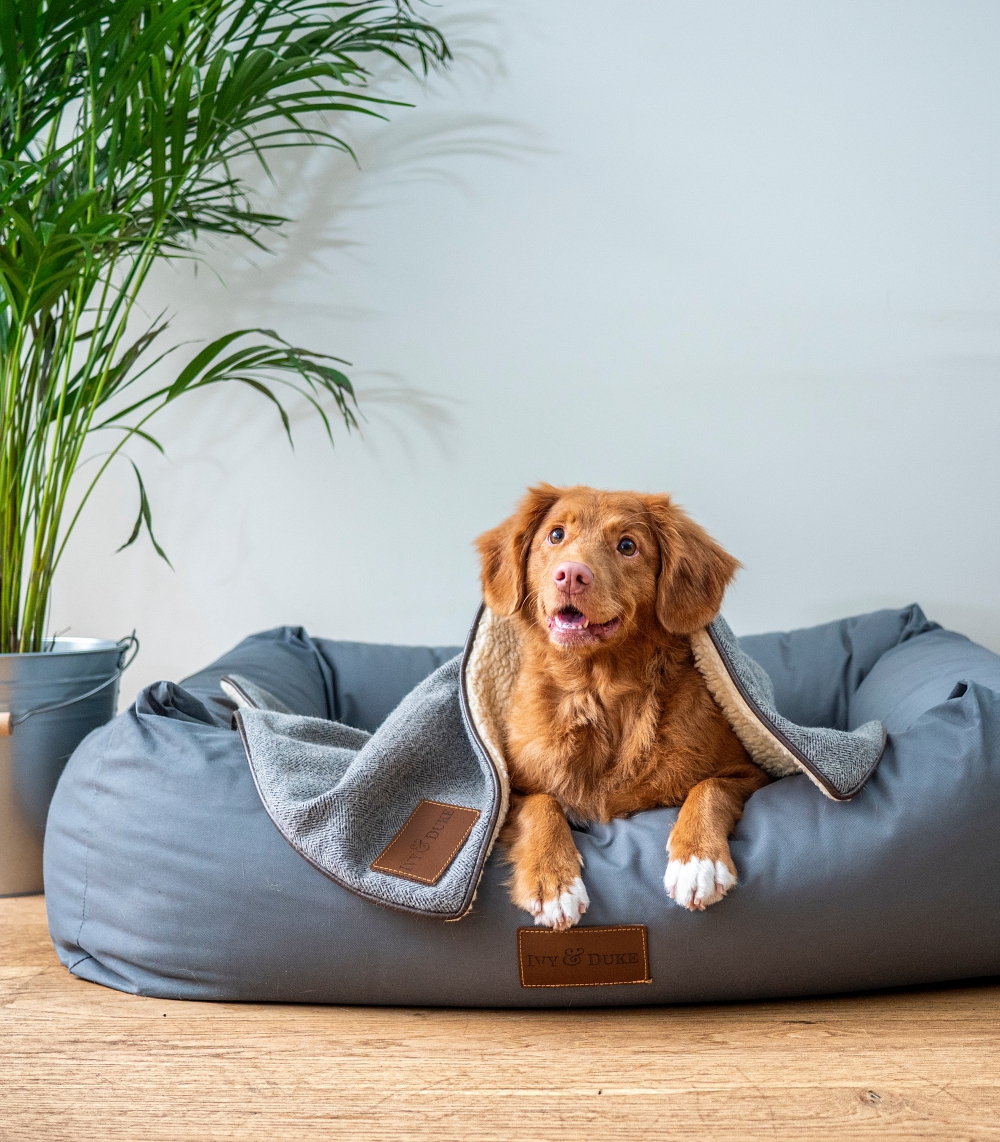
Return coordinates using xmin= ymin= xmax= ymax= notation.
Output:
xmin=0 ymin=637 xmax=121 ymax=658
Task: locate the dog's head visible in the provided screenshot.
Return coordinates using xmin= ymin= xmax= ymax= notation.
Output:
xmin=475 ymin=484 xmax=739 ymax=651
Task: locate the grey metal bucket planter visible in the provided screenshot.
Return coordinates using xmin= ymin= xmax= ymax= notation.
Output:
xmin=0 ymin=634 xmax=137 ymax=896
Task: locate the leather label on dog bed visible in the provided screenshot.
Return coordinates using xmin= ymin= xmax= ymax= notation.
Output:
xmin=517 ymin=926 xmax=652 ymax=988
xmin=371 ymin=800 xmax=480 ymax=885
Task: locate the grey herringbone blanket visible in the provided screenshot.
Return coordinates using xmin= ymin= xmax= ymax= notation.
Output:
xmin=233 ymin=607 xmax=886 ymax=918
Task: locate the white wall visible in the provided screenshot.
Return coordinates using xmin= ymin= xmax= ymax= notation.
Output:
xmin=52 ymin=1 xmax=1000 ymax=706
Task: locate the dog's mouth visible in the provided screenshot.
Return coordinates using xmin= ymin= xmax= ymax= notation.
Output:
xmin=546 ymin=605 xmax=622 ymax=646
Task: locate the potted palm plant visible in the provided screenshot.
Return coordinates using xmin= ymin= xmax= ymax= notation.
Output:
xmin=0 ymin=0 xmax=449 ymax=893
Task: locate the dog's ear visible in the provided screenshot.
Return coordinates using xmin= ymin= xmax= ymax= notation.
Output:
xmin=644 ymin=495 xmax=740 ymax=634
xmin=475 ymin=484 xmax=562 ymax=615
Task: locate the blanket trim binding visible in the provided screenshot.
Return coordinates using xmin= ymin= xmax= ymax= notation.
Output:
xmin=694 ymin=620 xmax=886 ymax=801
xmin=455 ymin=604 xmax=509 ymax=919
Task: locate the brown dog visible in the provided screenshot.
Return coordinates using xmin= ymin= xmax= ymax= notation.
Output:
xmin=475 ymin=483 xmax=770 ymax=929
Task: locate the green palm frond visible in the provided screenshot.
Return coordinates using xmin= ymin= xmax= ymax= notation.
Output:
xmin=0 ymin=1 xmax=449 ymax=650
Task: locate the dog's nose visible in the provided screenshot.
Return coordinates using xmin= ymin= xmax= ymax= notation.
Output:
xmin=553 ymin=561 xmax=593 ymax=595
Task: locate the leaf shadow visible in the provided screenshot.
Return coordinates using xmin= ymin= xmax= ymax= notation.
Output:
xmin=162 ymin=3 xmax=544 ymax=456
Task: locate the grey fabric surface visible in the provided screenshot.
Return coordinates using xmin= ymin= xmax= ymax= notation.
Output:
xmin=179 ymin=625 xmax=337 ymax=726
xmin=43 ymin=608 xmax=1000 ymax=1006
xmin=849 ymin=626 xmax=1000 ymax=733
xmin=312 ymin=639 xmax=460 ymax=733
xmin=237 ymin=657 xmax=498 ymax=917
xmin=739 ymin=604 xmax=940 ymax=729
xmin=707 ymin=615 xmax=887 ymax=797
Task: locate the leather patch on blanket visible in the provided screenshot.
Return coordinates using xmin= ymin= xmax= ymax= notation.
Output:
xmin=371 ymin=800 xmax=481 ymax=885
xmin=517 ymin=926 xmax=651 ymax=988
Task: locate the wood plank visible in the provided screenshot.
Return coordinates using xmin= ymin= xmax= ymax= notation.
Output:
xmin=2 ymin=895 xmax=999 ymax=1141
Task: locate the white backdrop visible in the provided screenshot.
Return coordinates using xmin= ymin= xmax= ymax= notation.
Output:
xmin=51 ymin=1 xmax=1000 ymax=706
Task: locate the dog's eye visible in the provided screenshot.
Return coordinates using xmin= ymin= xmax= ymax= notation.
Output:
xmin=617 ymin=537 xmax=637 ymax=557
xmin=548 ymin=527 xmax=565 ymax=544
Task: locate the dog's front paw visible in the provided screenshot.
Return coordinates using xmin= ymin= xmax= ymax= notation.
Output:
xmin=664 ymin=856 xmax=736 ymax=911
xmin=515 ymin=875 xmax=589 ymax=930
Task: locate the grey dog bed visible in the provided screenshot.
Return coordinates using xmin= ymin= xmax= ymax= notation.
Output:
xmin=227 ymin=606 xmax=886 ymax=921
xmin=44 ymin=605 xmax=1000 ymax=1005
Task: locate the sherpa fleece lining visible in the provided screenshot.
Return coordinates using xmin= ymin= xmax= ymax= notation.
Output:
xmin=461 ymin=606 xmax=517 ymax=837
xmin=463 ymin=607 xmax=885 ymax=807
xmin=689 ymin=629 xmax=803 ymax=781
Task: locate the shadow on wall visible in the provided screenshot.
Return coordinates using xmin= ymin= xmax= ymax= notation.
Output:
xmin=137 ymin=1 xmax=545 ymax=465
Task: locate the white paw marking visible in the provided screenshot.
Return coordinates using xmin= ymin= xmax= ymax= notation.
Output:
xmin=527 ymin=877 xmax=590 ymax=929
xmin=664 ymin=857 xmax=736 ymax=911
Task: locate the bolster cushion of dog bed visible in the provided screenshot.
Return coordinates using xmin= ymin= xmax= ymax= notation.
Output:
xmin=43 ymin=606 xmax=1000 ymax=1006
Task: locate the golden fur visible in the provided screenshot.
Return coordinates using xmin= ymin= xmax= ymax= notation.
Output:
xmin=475 ymin=484 xmax=770 ymax=927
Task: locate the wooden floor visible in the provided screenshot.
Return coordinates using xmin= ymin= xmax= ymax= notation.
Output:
xmin=2 ymin=896 xmax=999 ymax=1141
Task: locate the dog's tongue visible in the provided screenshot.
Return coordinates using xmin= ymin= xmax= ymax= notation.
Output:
xmin=554 ymin=608 xmax=588 ymax=629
